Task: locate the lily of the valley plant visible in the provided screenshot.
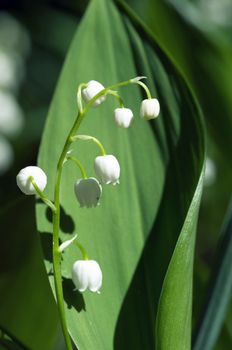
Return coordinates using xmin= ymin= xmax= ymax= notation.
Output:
xmin=16 ymin=76 xmax=160 ymax=349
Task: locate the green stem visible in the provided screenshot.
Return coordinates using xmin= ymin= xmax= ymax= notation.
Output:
xmin=53 ymin=177 xmax=73 ymax=350
xmin=82 ymin=78 xmax=137 ymax=115
xmin=29 ymin=176 xmax=56 ymax=213
xmin=52 ymin=111 xmax=84 ymax=350
xmin=108 ymin=90 xmax=124 ymax=108
xmin=66 ymin=156 xmax=87 ymax=179
xmin=51 ymin=77 xmax=139 ymax=349
xmin=90 ymin=137 xmax=106 ymax=156
xmin=135 ymin=81 xmax=152 ymax=99
xmin=71 ymin=135 xmax=106 ymax=156
xmin=77 ymin=83 xmax=87 ymax=113
xmin=75 ymin=241 xmax=89 ymax=260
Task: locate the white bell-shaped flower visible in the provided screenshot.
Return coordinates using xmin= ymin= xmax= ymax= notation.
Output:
xmin=94 ymin=155 xmax=120 ymax=185
xmin=74 ymin=177 xmax=102 ymax=208
xmin=114 ymin=107 xmax=134 ymax=128
xmin=140 ymin=98 xmax=160 ymax=120
xmin=16 ymin=166 xmax=47 ymax=195
xmin=82 ymin=80 xmax=106 ymax=107
xmin=72 ymin=260 xmax=102 ymax=293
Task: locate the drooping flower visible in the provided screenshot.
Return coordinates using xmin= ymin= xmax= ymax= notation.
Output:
xmin=140 ymin=98 xmax=160 ymax=120
xmin=72 ymin=260 xmax=103 ymax=293
xmin=114 ymin=107 xmax=134 ymax=128
xmin=94 ymin=155 xmax=120 ymax=185
xmin=16 ymin=166 xmax=47 ymax=195
xmin=82 ymin=80 xmax=106 ymax=107
xmin=74 ymin=177 xmax=102 ymax=208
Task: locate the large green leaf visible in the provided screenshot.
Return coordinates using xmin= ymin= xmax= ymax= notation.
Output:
xmin=193 ymin=199 xmax=232 ymax=350
xmin=156 ymin=174 xmax=203 ymax=350
xmin=36 ymin=0 xmax=204 ymax=348
xmin=0 ymin=197 xmax=60 ymax=350
xmin=118 ymin=2 xmax=232 ymax=349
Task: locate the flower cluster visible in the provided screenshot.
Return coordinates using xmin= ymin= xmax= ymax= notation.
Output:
xmin=82 ymin=79 xmax=160 ymax=126
xmin=16 ymin=77 xmax=160 ymax=295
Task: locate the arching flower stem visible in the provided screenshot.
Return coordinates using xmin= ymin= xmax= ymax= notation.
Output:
xmin=75 ymin=241 xmax=89 ymax=260
xmin=71 ymin=135 xmax=106 ymax=156
xmin=107 ymin=90 xmax=125 ymax=108
xmin=29 ymin=176 xmax=57 ymax=212
xmin=66 ymin=156 xmax=87 ymax=179
xmin=77 ymin=83 xmax=87 ymax=112
xmin=134 ymin=80 xmax=152 ymax=99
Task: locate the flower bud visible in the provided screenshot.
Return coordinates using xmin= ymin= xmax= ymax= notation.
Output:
xmin=82 ymin=80 xmax=106 ymax=107
xmin=140 ymin=98 xmax=160 ymax=120
xmin=16 ymin=166 xmax=47 ymax=195
xmin=74 ymin=177 xmax=102 ymax=208
xmin=114 ymin=108 xmax=134 ymax=128
xmin=94 ymin=155 xmax=120 ymax=185
xmin=72 ymin=260 xmax=103 ymax=293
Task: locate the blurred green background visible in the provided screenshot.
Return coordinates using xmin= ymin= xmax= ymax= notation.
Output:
xmin=0 ymin=0 xmax=231 ymax=349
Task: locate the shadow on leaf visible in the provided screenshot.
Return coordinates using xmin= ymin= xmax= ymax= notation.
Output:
xmin=62 ymin=277 xmax=86 ymax=313
xmin=46 ymin=205 xmax=75 ymax=234
xmin=40 ymin=232 xmax=62 ymax=263
xmin=36 ymin=198 xmax=75 ymax=234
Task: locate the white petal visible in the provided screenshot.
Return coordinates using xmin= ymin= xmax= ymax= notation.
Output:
xmin=86 ymin=260 xmax=103 ymax=292
xmin=74 ymin=177 xmax=102 ymax=208
xmin=94 ymin=155 xmax=120 ymax=185
xmin=72 ymin=260 xmax=103 ymax=293
xmin=140 ymin=98 xmax=160 ymax=120
xmin=16 ymin=166 xmax=47 ymax=195
xmin=82 ymin=80 xmax=106 ymax=107
xmin=72 ymin=261 xmax=88 ymax=292
xmin=114 ymin=108 xmax=134 ymax=128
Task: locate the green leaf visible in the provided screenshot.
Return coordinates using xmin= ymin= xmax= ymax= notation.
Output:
xmin=36 ymin=0 xmax=204 ymax=348
xmin=120 ymin=0 xmax=232 ymax=164
xmin=193 ymin=200 xmax=232 ymax=350
xmin=0 ymin=325 xmax=29 ymax=350
xmin=156 ymin=174 xmax=204 ymax=350
xmin=0 ymin=198 xmax=60 ymax=350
